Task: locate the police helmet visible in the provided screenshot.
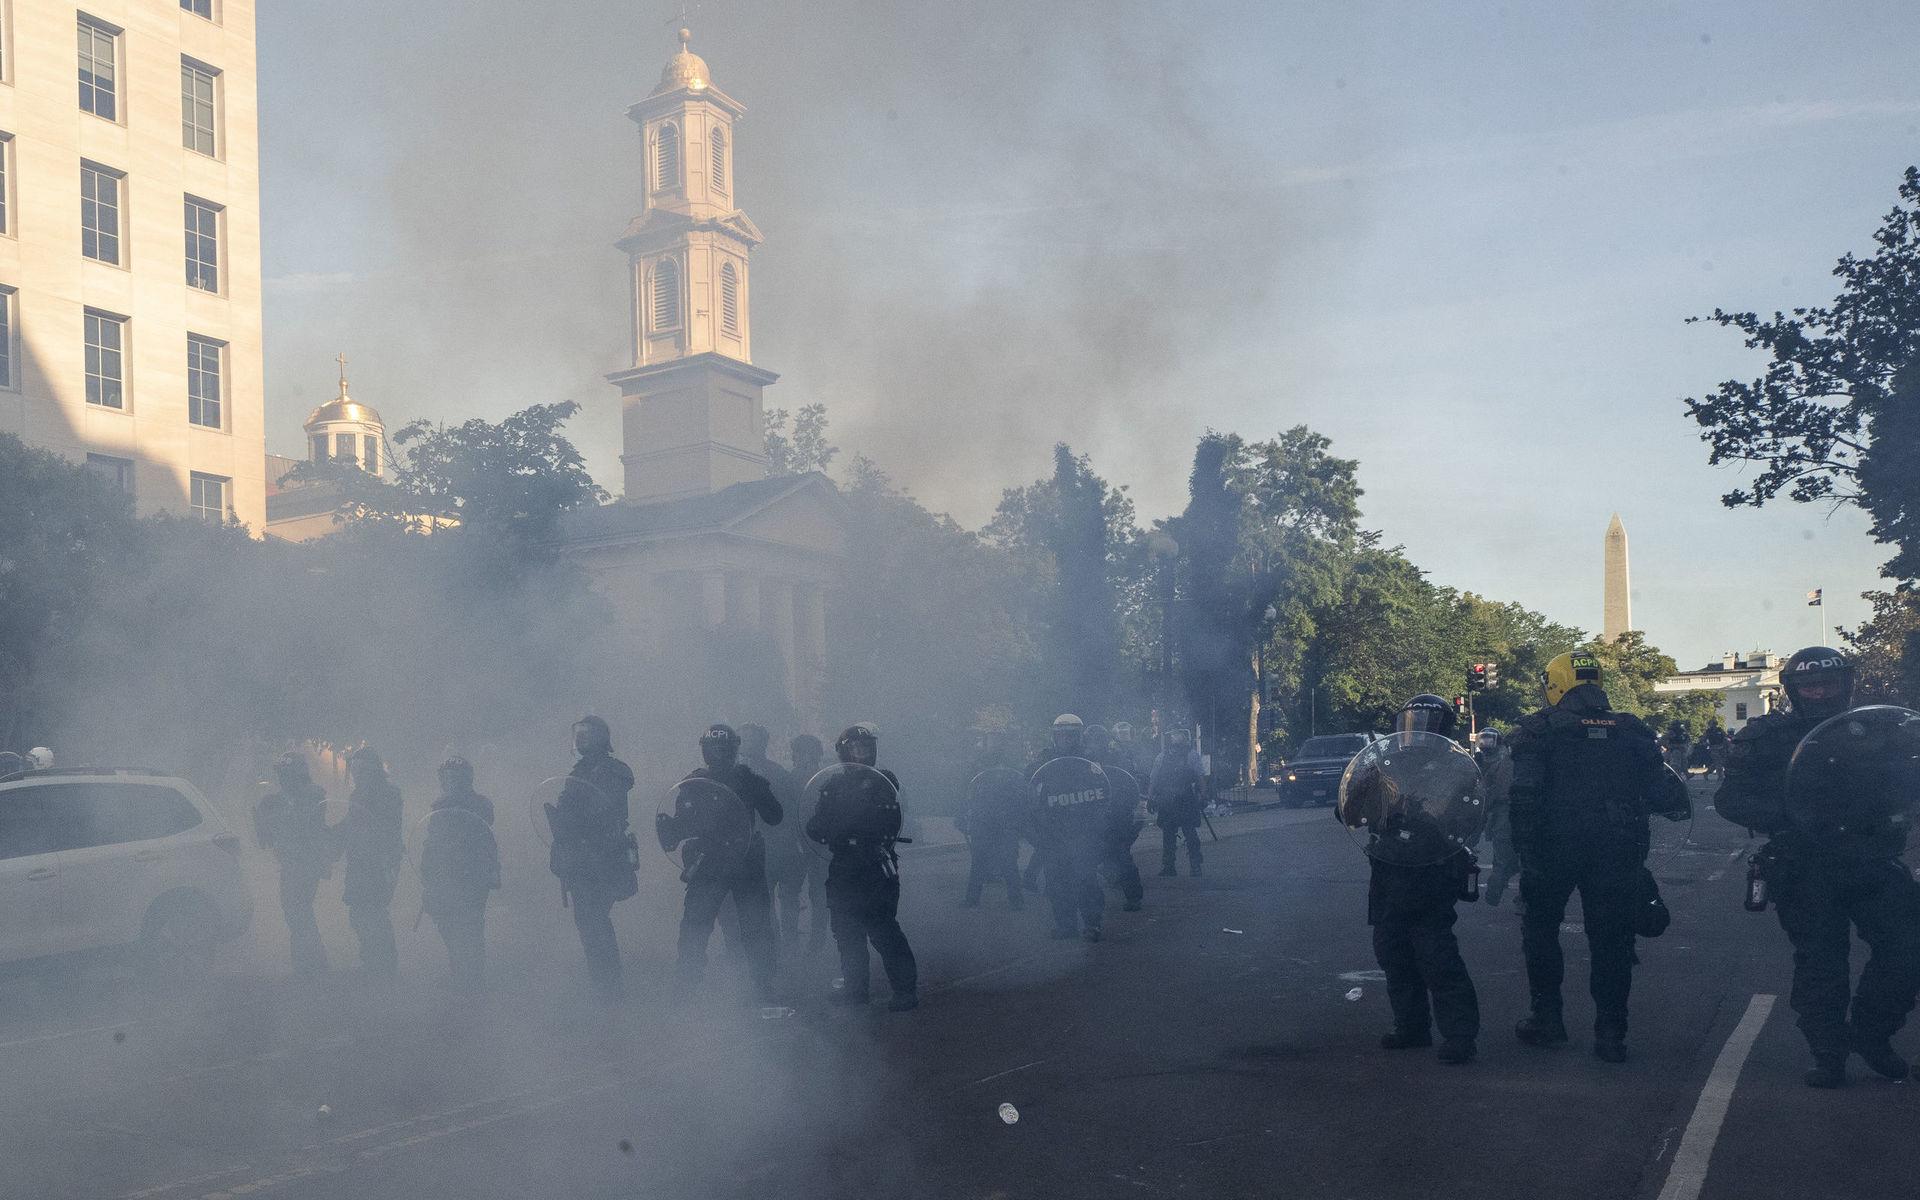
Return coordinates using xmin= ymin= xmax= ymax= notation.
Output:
xmin=790 ymin=733 xmax=824 ymax=764
xmin=573 ymin=715 xmax=612 ymax=752
xmin=438 ymin=756 xmax=474 ymax=789
xmin=1085 ymin=724 xmax=1110 ymax=752
xmin=1398 ymin=694 xmax=1457 ymax=738
xmin=273 ymin=751 xmax=309 ymax=781
xmin=1170 ymin=727 xmax=1193 ymax=745
xmin=348 ymin=746 xmax=385 ymax=776
xmin=1781 ymin=646 xmax=1854 ymax=721
xmin=700 ymin=723 xmax=741 ymax=753
xmin=835 ymin=723 xmax=879 ymax=765
xmin=1051 ymin=713 xmax=1086 ymax=754
xmin=738 ymin=724 xmax=771 ymax=757
xmin=1113 ymin=721 xmax=1134 ymax=742
xmin=26 ymin=747 xmax=54 ymax=770
xmin=1475 ymin=728 xmax=1501 ymax=752
xmin=1542 ymin=651 xmax=1602 ymax=707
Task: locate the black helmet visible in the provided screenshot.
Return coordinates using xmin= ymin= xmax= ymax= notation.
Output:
xmin=438 ymin=756 xmax=473 ymax=790
xmin=1398 ymin=694 xmax=1457 ymax=738
xmin=836 ymin=723 xmax=879 ymax=765
xmin=274 ymin=751 xmax=310 ymax=781
xmin=700 ymin=723 xmax=741 ymax=770
xmin=790 ymin=733 xmax=823 ymax=765
xmin=1782 ymin=647 xmax=1854 ymax=721
xmin=738 ymin=724 xmax=771 ymax=757
xmin=573 ymin=715 xmax=612 ymax=753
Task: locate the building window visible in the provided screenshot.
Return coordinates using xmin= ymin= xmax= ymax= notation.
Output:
xmin=711 ymin=128 xmax=726 ymax=193
xmin=650 ymin=258 xmax=681 ymax=330
xmin=187 ymin=335 xmax=223 ymax=429
xmin=333 ymin=432 xmax=357 ymax=466
xmin=656 ymin=123 xmax=680 ymax=191
xmin=181 ymin=60 xmax=218 ymax=157
xmin=189 ymin=473 xmax=227 ymax=522
xmin=81 ymin=161 xmax=124 ymax=265
xmin=184 ymin=196 xmax=221 ymax=291
xmin=1735 ymin=702 xmax=1749 ymax=722
xmin=181 ymin=0 xmax=213 ymax=19
xmin=0 ymin=287 xmax=14 ymax=389
xmin=362 ymin=434 xmax=380 ymax=475
xmin=83 ymin=309 xmax=126 ymax=409
xmin=0 ymin=135 xmax=13 ymax=236
xmin=719 ymin=262 xmax=740 ymax=337
xmin=309 ymin=434 xmax=326 ymax=462
xmin=86 ymin=453 xmax=133 ymax=494
xmin=77 ymin=16 xmax=118 ymax=121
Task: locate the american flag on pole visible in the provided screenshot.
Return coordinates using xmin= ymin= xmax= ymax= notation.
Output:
xmin=1807 ymin=588 xmax=1823 ymax=607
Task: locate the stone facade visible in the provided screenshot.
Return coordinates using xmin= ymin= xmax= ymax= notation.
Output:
xmin=0 ymin=1 xmax=264 ymax=528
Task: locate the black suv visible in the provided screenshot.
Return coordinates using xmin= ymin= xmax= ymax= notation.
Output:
xmin=1272 ymin=734 xmax=1377 ymax=808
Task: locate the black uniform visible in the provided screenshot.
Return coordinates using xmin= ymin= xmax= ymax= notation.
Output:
xmin=419 ymin=791 xmax=499 ymax=991
xmin=1149 ymin=747 xmax=1205 ymax=876
xmin=1348 ymin=748 xmax=1481 ymax=1045
xmin=806 ymin=768 xmax=917 ymax=1004
xmin=1476 ymin=746 xmax=1518 ymax=906
xmin=549 ymin=751 xmax=637 ymax=999
xmin=1509 ymin=684 xmax=1672 ymax=1042
xmin=961 ymin=761 xmax=1026 ymax=909
xmin=340 ymin=775 xmax=403 ymax=977
xmin=664 ymin=764 xmax=783 ymax=999
xmin=256 ymin=777 xmax=337 ymax=976
xmin=1031 ymin=758 xmax=1111 ymax=938
xmin=1718 ymin=713 xmax=1920 ymax=1064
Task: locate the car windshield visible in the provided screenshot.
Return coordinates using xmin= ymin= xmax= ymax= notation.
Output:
xmin=1295 ymin=736 xmax=1369 ymax=758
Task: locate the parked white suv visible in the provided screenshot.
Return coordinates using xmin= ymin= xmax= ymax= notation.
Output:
xmin=0 ymin=769 xmax=252 ymax=969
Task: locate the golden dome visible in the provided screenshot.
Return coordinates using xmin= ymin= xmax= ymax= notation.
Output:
xmin=303 ymin=357 xmax=383 ymax=431
xmin=654 ymin=28 xmax=710 ymax=95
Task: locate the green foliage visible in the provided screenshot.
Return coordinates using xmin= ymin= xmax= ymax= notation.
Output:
xmin=765 ymin=404 xmax=839 ymax=478
xmin=1684 ymin=165 xmax=1920 ymax=581
xmin=1580 ymin=631 xmax=1720 ymax=733
xmin=1844 ymin=587 xmax=1920 ymax=704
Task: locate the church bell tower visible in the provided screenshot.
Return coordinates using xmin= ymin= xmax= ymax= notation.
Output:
xmin=608 ymin=28 xmax=776 ymax=504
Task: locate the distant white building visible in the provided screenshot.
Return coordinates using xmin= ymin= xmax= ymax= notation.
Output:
xmin=1655 ymin=650 xmax=1783 ymax=731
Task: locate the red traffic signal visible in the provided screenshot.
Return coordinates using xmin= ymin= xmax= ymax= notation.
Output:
xmin=1467 ymin=663 xmax=1489 ymax=692
xmin=1453 ymin=695 xmax=1468 ymax=715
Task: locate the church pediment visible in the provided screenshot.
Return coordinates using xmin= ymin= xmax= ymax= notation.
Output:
xmin=565 ymin=471 xmax=846 ymax=560
xmin=618 ymin=208 xmax=764 ymax=251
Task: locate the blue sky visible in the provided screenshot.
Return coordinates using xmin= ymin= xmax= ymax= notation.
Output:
xmin=254 ymin=1 xmax=1920 ymax=668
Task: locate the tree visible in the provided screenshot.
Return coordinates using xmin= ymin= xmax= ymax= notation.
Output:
xmin=765 ymin=404 xmax=839 ymax=478
xmin=1581 ymin=631 xmax=1720 ymax=734
xmin=1684 ymin=166 xmax=1920 ymax=581
xmin=1844 ymin=588 xmax=1920 ymax=704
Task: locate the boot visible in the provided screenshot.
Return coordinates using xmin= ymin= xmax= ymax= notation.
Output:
xmin=887 ymin=992 xmax=919 ymax=1013
xmin=1593 ymin=1036 xmax=1628 ymax=1064
xmin=1437 ymin=1037 xmax=1476 ymax=1065
xmin=1158 ymin=866 xmax=1178 ymax=878
xmin=1379 ymin=1029 xmax=1432 ymax=1050
xmin=1805 ymin=1055 xmax=1847 ymax=1088
xmin=1515 ymin=1012 xmax=1569 ymax=1047
xmin=1122 ymin=899 xmax=1143 ymax=912
xmin=1850 ymin=1033 xmax=1910 ymax=1081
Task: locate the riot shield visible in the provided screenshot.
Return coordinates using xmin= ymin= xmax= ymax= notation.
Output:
xmin=1102 ymin=765 xmax=1148 ymax=831
xmin=1029 ymin=756 xmax=1113 ymax=852
xmin=965 ymin=766 xmax=1029 ymax=839
xmin=657 ymin=776 xmax=753 ymax=881
xmin=1786 ymin=705 xmax=1920 ymax=835
xmin=799 ymin=763 xmax=904 ymax=853
xmin=527 ymin=774 xmax=615 ymax=850
xmin=1646 ymin=762 xmax=1696 ymax=865
xmin=1336 ymin=733 xmax=1486 ymax=866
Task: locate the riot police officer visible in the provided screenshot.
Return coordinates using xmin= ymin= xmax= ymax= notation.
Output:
xmin=806 ymin=724 xmax=918 ymax=1010
xmin=742 ymin=725 xmax=807 ymax=954
xmin=419 ymin=757 xmax=500 ymax=991
xmin=550 ymin=716 xmax=638 ymax=1001
xmin=1345 ymin=696 xmax=1482 ymax=1063
xmin=1475 ymin=729 xmax=1519 ymax=908
xmin=1717 ymin=648 xmax=1920 ymax=1087
xmin=339 ymin=747 xmax=403 ymax=977
xmin=960 ymin=730 xmax=1026 ymax=910
xmin=255 ymin=752 xmax=337 ymax=977
xmin=1510 ymin=652 xmax=1683 ymax=1062
xmin=1030 ymin=715 xmax=1112 ymax=941
xmin=1088 ymin=726 xmax=1146 ymax=912
xmin=657 ymin=724 xmax=783 ymax=1002
xmin=1149 ymin=729 xmax=1205 ymax=877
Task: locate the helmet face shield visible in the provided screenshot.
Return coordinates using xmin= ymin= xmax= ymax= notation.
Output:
xmin=1397 ymin=694 xmax=1457 ymax=739
xmin=1782 ymin=647 xmax=1854 ymax=720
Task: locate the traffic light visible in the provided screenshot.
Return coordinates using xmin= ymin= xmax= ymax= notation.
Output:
xmin=1484 ymin=663 xmax=1500 ymax=689
xmin=1453 ymin=695 xmax=1468 ymax=718
xmin=1467 ymin=663 xmax=1489 ymax=692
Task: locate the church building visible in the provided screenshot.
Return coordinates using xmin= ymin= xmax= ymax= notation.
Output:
xmin=563 ymin=30 xmax=847 ymax=732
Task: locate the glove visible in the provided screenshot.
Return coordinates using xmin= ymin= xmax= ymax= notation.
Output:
xmin=654 ymin=811 xmax=680 ymax=852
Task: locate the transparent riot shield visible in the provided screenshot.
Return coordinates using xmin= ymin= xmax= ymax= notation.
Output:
xmin=1102 ymin=764 xmax=1148 ymax=830
xmin=1786 ymin=705 xmax=1920 ymax=836
xmin=1029 ymin=756 xmax=1114 ymax=851
xmin=1647 ymin=762 xmax=1696 ymax=865
xmin=965 ymin=766 xmax=1029 ymax=842
xmin=799 ymin=763 xmax=905 ymax=856
xmin=527 ymin=774 xmax=615 ymax=850
xmin=1336 ymin=733 xmax=1486 ymax=866
xmin=657 ymin=776 xmax=752 ymax=881
xmin=404 ymin=803 xmax=499 ymax=922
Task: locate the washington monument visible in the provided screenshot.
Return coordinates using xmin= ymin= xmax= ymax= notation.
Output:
xmin=1603 ymin=513 xmax=1631 ymax=641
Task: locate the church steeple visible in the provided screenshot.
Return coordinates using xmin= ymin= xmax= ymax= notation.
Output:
xmin=608 ymin=29 xmax=777 ymax=505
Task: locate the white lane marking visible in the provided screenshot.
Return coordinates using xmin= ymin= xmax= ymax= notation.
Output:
xmin=0 ymin=1020 xmax=138 ymax=1051
xmin=1655 ymin=993 xmax=1777 ymax=1200
xmin=971 ymin=1059 xmax=1045 ymax=1086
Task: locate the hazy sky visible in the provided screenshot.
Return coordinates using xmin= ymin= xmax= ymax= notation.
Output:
xmin=254 ymin=1 xmax=1920 ymax=668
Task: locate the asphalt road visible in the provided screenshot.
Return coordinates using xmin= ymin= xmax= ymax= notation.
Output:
xmin=3 ymin=780 xmax=1915 ymax=1199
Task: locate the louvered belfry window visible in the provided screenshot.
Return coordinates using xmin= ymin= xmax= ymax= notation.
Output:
xmin=656 ymin=123 xmax=680 ymax=190
xmin=651 ymin=258 xmax=681 ymax=330
xmin=711 ymin=128 xmax=727 ymax=193
xmin=719 ymin=262 xmax=740 ymax=337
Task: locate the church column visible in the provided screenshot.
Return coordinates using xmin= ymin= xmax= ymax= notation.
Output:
xmin=765 ymin=579 xmax=797 ymax=708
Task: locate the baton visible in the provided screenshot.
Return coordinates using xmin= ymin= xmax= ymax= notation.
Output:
xmin=1204 ymin=812 xmax=1218 ymax=841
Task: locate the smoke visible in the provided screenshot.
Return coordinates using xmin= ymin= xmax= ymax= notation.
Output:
xmin=259 ymin=1 xmax=1353 ymax=522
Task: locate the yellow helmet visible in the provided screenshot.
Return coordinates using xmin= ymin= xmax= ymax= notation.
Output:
xmin=1542 ymin=650 xmax=1602 ymax=707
